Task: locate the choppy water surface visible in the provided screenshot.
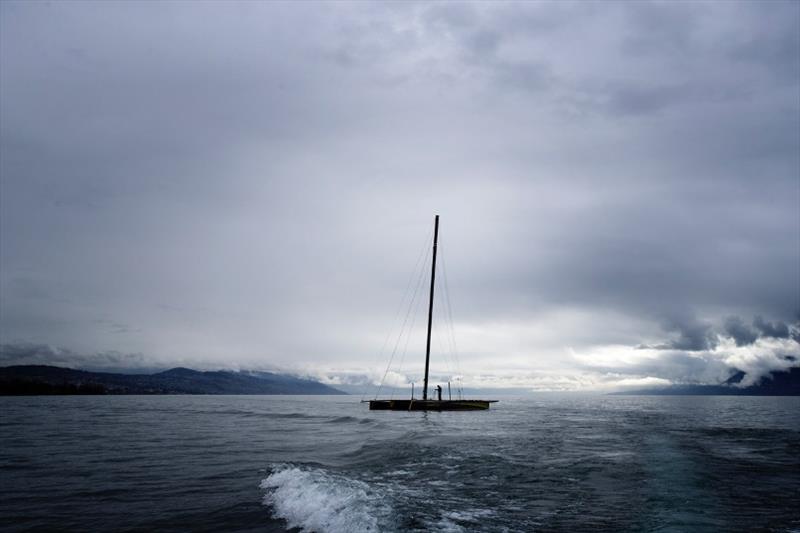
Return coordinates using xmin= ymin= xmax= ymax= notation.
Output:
xmin=1 ymin=394 xmax=799 ymax=532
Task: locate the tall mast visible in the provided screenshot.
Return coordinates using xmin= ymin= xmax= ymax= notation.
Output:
xmin=422 ymin=215 xmax=439 ymax=400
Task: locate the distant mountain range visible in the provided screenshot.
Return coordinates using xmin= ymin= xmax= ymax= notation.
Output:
xmin=613 ymin=366 xmax=800 ymax=396
xmin=0 ymin=365 xmax=346 ymax=395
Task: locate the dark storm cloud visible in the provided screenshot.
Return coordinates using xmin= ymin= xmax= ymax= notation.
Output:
xmin=0 ymin=342 xmax=149 ymax=370
xmin=663 ymin=317 xmax=719 ymax=352
xmin=638 ymin=314 xmax=718 ymax=352
xmin=753 ymin=316 xmax=791 ymax=339
xmin=720 ymin=314 xmax=794 ymax=346
xmin=724 ymin=316 xmax=759 ymax=347
xmin=0 ymin=1 xmax=797 ymax=386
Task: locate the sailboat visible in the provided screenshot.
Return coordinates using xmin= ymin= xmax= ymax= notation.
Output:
xmin=368 ymin=215 xmax=497 ymax=411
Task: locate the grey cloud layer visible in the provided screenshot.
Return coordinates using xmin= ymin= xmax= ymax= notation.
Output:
xmin=724 ymin=315 xmax=793 ymax=347
xmin=1 ymin=1 xmax=797 ymax=386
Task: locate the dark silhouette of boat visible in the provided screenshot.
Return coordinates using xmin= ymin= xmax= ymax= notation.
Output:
xmin=368 ymin=398 xmax=495 ymax=411
xmin=368 ymin=216 xmax=497 ymax=411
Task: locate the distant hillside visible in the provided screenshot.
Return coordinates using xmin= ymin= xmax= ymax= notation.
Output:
xmin=0 ymin=365 xmax=346 ymax=395
xmin=613 ymin=366 xmax=800 ymax=396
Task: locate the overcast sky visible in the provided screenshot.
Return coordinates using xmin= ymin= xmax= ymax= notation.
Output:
xmin=1 ymin=1 xmax=798 ymax=390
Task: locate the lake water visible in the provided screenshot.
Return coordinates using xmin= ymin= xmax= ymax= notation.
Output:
xmin=1 ymin=394 xmax=798 ymax=532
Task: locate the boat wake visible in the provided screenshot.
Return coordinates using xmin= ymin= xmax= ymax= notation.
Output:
xmin=260 ymin=464 xmax=391 ymax=533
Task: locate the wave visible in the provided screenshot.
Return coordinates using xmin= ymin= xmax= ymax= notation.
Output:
xmin=429 ymin=509 xmax=497 ymax=532
xmin=326 ymin=415 xmax=361 ymax=424
xmin=260 ymin=464 xmax=390 ymax=533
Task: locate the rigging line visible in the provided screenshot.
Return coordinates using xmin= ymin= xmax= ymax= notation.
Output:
xmin=439 ymin=245 xmax=464 ymax=398
xmin=393 ymin=242 xmax=431 ymax=399
xmin=437 ymin=249 xmax=453 ymax=357
xmin=439 ymin=245 xmax=458 ymax=357
xmin=372 ymin=226 xmax=431 ymax=399
xmin=433 ymin=318 xmax=455 ymax=386
xmin=435 ymin=311 xmax=453 ymax=374
xmin=441 ymin=248 xmax=460 ymax=371
xmin=430 ymin=240 xmax=456 ymax=394
xmin=433 ymin=268 xmax=456 ymax=381
xmin=375 ymin=234 xmax=431 ymax=400
xmin=443 ymin=262 xmax=463 ymax=400
xmin=366 ymin=228 xmax=431 ymax=402
xmin=386 ymin=256 xmax=426 ymax=402
xmin=380 ymin=241 xmax=429 ymax=401
xmin=393 ymin=266 xmax=427 ymax=399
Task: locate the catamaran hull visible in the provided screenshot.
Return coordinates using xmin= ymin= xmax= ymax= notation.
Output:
xmin=368 ymin=399 xmax=496 ymax=411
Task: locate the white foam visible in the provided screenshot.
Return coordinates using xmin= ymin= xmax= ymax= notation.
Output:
xmin=429 ymin=508 xmax=496 ymax=531
xmin=442 ymin=508 xmax=495 ymax=523
xmin=431 ymin=517 xmax=466 ymax=532
xmin=260 ymin=464 xmax=389 ymax=533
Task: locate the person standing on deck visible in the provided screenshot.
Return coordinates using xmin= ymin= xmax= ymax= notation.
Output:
xmin=436 ymin=385 xmax=442 ymax=401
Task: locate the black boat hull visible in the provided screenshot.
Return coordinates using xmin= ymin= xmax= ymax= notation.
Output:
xmin=368 ymin=399 xmax=496 ymax=411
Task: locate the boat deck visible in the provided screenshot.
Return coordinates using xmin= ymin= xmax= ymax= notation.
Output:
xmin=368 ymin=399 xmax=497 ymax=411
